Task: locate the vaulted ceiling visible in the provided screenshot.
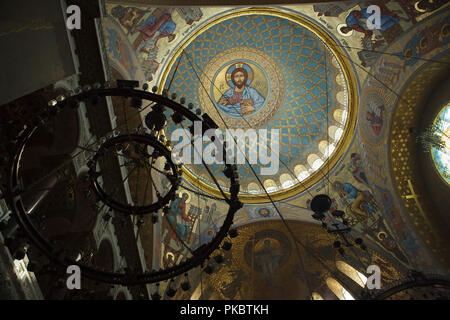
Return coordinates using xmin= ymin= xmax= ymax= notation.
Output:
xmin=101 ymin=1 xmax=450 ymax=287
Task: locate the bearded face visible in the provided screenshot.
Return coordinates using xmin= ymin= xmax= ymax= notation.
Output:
xmin=231 ymin=69 xmax=247 ymax=89
xmin=233 ymin=71 xmax=245 ymax=88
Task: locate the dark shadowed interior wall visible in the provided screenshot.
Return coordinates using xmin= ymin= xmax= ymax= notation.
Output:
xmin=0 ymin=0 xmax=76 ymax=105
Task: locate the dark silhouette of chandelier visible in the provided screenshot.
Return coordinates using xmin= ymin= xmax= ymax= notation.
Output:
xmin=416 ymin=123 xmax=447 ymax=152
xmin=2 ymin=82 xmax=242 ymax=288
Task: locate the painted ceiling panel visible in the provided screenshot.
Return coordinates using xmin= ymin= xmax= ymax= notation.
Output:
xmin=160 ymin=9 xmax=355 ymax=199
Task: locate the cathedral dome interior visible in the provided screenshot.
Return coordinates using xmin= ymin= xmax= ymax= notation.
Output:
xmin=0 ymin=0 xmax=449 ymax=303
xmin=161 ymin=8 xmax=357 ymax=202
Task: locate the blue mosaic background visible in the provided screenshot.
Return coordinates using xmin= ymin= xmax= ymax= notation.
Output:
xmin=164 ymin=14 xmax=339 ymax=185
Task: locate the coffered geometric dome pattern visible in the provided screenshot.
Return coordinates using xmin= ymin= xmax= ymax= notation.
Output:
xmin=161 ymin=11 xmax=353 ymax=200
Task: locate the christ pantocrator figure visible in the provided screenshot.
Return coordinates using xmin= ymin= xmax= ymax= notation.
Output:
xmin=218 ymin=67 xmax=265 ymax=116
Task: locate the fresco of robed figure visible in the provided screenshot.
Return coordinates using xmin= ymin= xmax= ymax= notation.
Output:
xmin=218 ymin=65 xmax=265 ymax=116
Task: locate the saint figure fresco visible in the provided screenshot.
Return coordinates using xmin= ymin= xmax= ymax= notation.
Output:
xmin=366 ymin=97 xmax=385 ymax=136
xmin=166 ymin=193 xmax=192 ymax=243
xmin=339 ymin=6 xmax=405 ymax=40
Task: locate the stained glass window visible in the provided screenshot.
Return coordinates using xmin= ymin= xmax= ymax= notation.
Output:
xmin=430 ymin=103 xmax=450 ymax=185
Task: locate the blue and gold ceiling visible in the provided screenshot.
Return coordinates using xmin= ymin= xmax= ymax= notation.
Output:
xmin=159 ymin=8 xmax=357 ymax=202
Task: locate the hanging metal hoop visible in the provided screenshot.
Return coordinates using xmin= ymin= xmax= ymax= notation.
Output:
xmin=4 ymin=86 xmax=242 ymax=285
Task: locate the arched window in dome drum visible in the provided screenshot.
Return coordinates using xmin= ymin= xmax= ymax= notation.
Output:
xmin=326 ymin=277 xmax=355 ymax=300
xmin=333 ymin=109 xmax=348 ymax=124
xmin=294 ymin=165 xmax=309 ymax=181
xmin=263 ymin=179 xmax=278 ymax=193
xmin=279 ymin=173 xmax=295 ymax=189
xmin=336 ymin=261 xmax=367 ymax=288
xmin=247 ymin=182 xmax=261 ymax=194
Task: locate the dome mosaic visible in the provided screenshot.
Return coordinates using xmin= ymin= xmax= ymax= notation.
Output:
xmin=158 ymin=8 xmax=357 ymax=202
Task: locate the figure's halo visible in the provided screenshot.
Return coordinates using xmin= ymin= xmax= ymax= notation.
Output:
xmin=166 ymin=252 xmax=175 ymax=261
xmin=337 ymin=23 xmax=353 ymax=37
xmin=377 ymin=231 xmax=388 ymax=241
xmin=254 ymin=237 xmax=281 ymax=252
xmin=225 ymin=62 xmax=254 ymax=88
xmin=414 ymin=1 xmax=427 ymax=13
xmin=179 ymin=191 xmax=191 ymax=203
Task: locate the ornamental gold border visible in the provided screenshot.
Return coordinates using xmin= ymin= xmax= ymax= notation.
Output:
xmin=158 ymin=7 xmax=358 ymax=203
